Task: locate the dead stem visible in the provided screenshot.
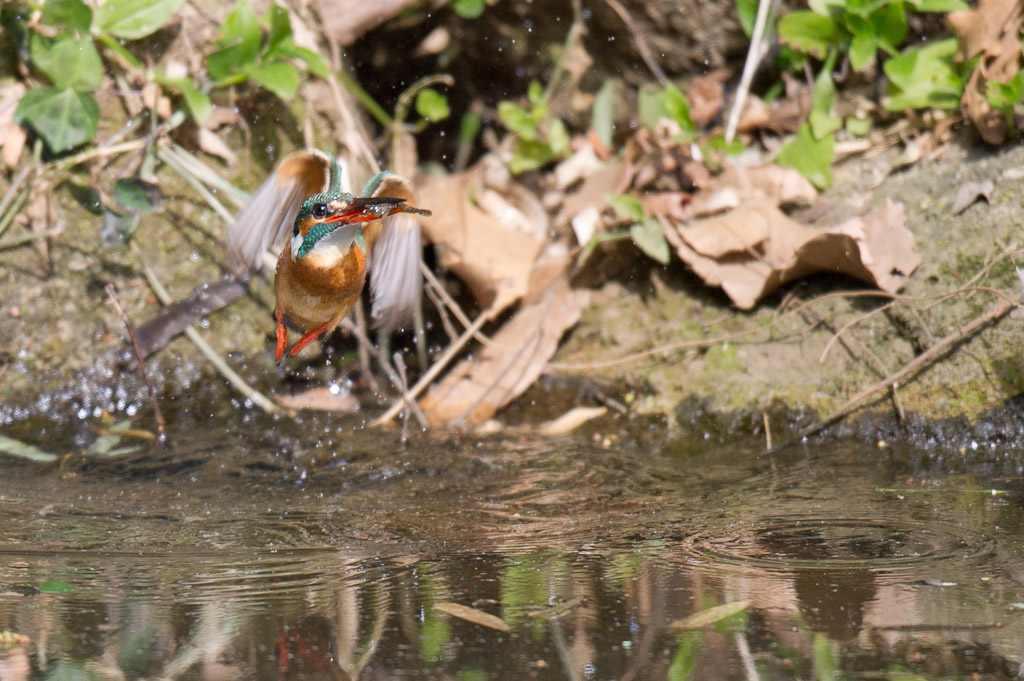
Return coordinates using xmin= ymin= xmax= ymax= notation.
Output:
xmin=765 ymin=298 xmax=1015 ymax=454
xmin=420 ymin=260 xmax=492 ymax=346
xmin=602 ymin=0 xmax=668 ymax=86
xmin=105 ymin=283 xmax=166 ymax=442
xmin=725 ymin=0 xmax=774 ymax=142
xmin=372 ymin=304 xmax=498 ymax=426
xmin=131 ymin=242 xmax=284 ymax=415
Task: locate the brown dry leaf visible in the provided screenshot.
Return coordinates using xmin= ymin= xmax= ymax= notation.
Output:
xmin=951 ymin=179 xmax=994 ymax=215
xmin=420 ymin=246 xmax=591 ymax=426
xmin=662 ymin=160 xmax=914 ymax=307
xmin=948 ymin=0 xmax=1023 ymax=60
xmin=560 ymin=158 xmax=632 ymax=219
xmin=687 ymin=70 xmax=729 ymax=126
xmin=417 ymin=159 xmax=546 ymax=313
xmin=198 ymin=128 xmax=238 ymax=167
xmin=434 ymin=603 xmax=510 ymax=632
xmin=3 ymin=122 xmax=26 ymax=168
xmin=318 ymin=0 xmax=422 ymax=45
xmin=275 ymin=387 xmax=359 ymax=413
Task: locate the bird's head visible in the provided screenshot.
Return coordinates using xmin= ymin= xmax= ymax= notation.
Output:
xmin=291 ymin=192 xmax=425 ymax=260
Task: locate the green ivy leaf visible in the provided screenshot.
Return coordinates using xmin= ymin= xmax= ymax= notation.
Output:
xmin=40 ymin=0 xmax=93 ymax=32
xmin=94 ymin=0 xmax=187 ymax=40
xmin=884 ymin=38 xmax=963 ymax=110
xmin=775 ymin=123 xmax=834 ymax=189
xmin=452 ymin=0 xmax=486 ymax=19
xmin=592 ymin=80 xmax=615 ymax=148
xmin=14 ymin=87 xmax=99 ymax=152
xmin=415 ymin=88 xmax=450 ymax=122
xmin=630 ymin=218 xmax=670 ymax=265
xmin=29 ymin=33 xmax=103 ymax=89
xmin=777 ymin=11 xmax=841 ymax=59
xmin=245 ymin=60 xmax=300 ymax=99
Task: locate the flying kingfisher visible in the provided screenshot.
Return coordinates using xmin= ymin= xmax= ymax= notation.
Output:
xmin=227 ymin=149 xmax=430 ymax=361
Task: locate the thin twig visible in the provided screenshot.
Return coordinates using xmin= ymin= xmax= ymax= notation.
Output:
xmin=602 ymin=0 xmax=667 ymax=85
xmin=340 ymin=317 xmax=427 ymax=427
xmin=765 ymin=299 xmax=1015 ymax=454
xmin=372 ymin=303 xmax=497 ymax=426
xmin=352 ymin=301 xmax=383 ymax=395
xmin=106 ymin=283 xmax=166 ymax=441
xmin=394 ymin=352 xmax=412 ymax=445
xmin=725 ymin=0 xmax=774 ymax=142
xmin=131 ymin=243 xmax=284 ymax=414
xmin=420 ymin=260 xmax=492 ymax=346
xmin=157 ymin=147 xmax=236 ymax=224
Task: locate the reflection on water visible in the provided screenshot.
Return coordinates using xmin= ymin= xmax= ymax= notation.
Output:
xmin=1 ymin=424 xmax=1023 ymax=680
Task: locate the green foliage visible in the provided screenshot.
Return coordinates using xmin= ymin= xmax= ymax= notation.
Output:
xmin=498 ymin=81 xmax=570 ymax=173
xmin=451 ymin=0 xmax=486 ymax=19
xmin=606 ymin=194 xmax=671 ymax=265
xmin=776 ymin=123 xmax=834 ymax=189
xmin=15 ymin=87 xmax=99 ymax=152
xmin=637 ymin=82 xmax=695 ymax=139
xmin=883 ymin=38 xmax=964 ymax=110
xmin=592 ymin=80 xmax=615 ymax=148
xmin=207 ymin=1 xmax=326 ymax=100
xmin=987 ymin=70 xmax=1024 ymax=133
xmin=94 ymin=0 xmax=186 ymax=40
xmin=668 ymin=631 xmax=704 ymax=681
xmin=416 ymin=88 xmax=451 ymax=123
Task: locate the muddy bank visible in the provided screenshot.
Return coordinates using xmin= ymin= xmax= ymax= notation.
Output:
xmin=2 ymin=137 xmax=1023 ymax=443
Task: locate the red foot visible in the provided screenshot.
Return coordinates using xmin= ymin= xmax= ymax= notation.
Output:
xmin=275 ymin=309 xmax=288 ymax=362
xmin=288 ymin=322 xmax=331 ymax=357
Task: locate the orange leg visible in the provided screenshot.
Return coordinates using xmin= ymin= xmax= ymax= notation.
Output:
xmin=288 ymin=322 xmax=331 ymax=357
xmin=275 ymin=309 xmax=288 ymax=362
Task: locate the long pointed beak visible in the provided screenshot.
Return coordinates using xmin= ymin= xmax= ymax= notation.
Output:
xmin=324 ymin=199 xmax=431 ymax=226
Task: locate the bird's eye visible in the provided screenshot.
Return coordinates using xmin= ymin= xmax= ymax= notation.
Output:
xmin=312 ymin=203 xmax=328 ymax=219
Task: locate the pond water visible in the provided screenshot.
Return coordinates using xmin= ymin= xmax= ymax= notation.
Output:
xmin=1 ymin=413 xmax=1023 ymax=680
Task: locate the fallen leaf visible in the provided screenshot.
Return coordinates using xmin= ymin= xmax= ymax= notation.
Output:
xmin=687 ymin=70 xmax=730 ymax=126
xmin=538 ymin=406 xmax=608 ymax=435
xmin=669 ymin=601 xmax=750 ymax=631
xmin=421 ymin=247 xmax=591 ymax=426
xmin=417 ymin=159 xmax=546 ymax=313
xmin=198 ymin=128 xmax=238 ymax=167
xmin=318 ymin=0 xmax=422 ymax=45
xmin=434 ymin=602 xmax=510 ymax=632
xmin=679 ymin=204 xmax=771 ymax=258
xmin=275 ymin=387 xmax=360 ymax=413
xmin=951 ymin=179 xmax=994 ymax=215
xmin=0 ymin=435 xmax=58 ymax=463
xmin=560 ymin=158 xmax=632 ymax=220
xmin=3 ymin=122 xmax=27 ymax=168
xmin=948 ymin=0 xmax=1022 ymax=61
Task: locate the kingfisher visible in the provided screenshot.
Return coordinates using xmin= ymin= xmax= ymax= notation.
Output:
xmin=227 ymin=149 xmax=430 ymax=361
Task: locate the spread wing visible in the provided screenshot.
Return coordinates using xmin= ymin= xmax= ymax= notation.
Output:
xmin=363 ymin=171 xmax=424 ymax=331
xmin=226 ymin=150 xmax=340 ymax=274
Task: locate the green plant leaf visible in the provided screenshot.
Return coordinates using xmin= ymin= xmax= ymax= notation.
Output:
xmin=630 ymin=218 xmax=670 ymax=264
xmin=775 ymin=123 xmax=834 ymax=189
xmin=883 ymin=38 xmax=963 ymax=110
xmin=664 ymin=82 xmax=694 ymax=134
xmin=807 ymin=0 xmax=845 ymax=15
xmin=906 ymin=0 xmax=967 ymax=10
xmin=638 ymin=87 xmax=667 ymax=129
xmin=547 ymin=117 xmax=570 ymax=156
xmin=809 ymin=58 xmax=841 ymax=139
xmin=498 ymin=101 xmax=536 ymax=140
xmin=872 ymin=2 xmax=907 ymax=52
xmin=668 ymin=631 xmax=704 ymax=681
xmin=266 ymin=3 xmax=292 ymax=53
xmin=40 ymin=0 xmax=93 ymax=32
xmin=509 ymin=139 xmax=554 ymax=173
xmin=845 ymin=115 xmax=872 ymax=136
xmin=152 ymin=72 xmax=212 ymax=124
xmin=245 ymin=60 xmax=300 ymax=99
xmin=39 ymin=580 xmax=73 ymax=594
xmin=812 ymin=634 xmax=838 ymax=681
xmin=0 ymin=434 xmax=58 ymax=463
xmin=29 ymin=33 xmax=103 ymax=89
xmin=527 ymin=80 xmax=545 ymax=107
xmin=459 ymin=110 xmax=482 ymax=145
xmin=268 ymin=43 xmax=329 ymax=79
xmin=777 ymin=11 xmax=841 ymax=59
xmin=114 ymin=178 xmax=162 ymax=215
xmin=94 ymin=0 xmax=186 ymax=39
xmin=14 ymin=87 xmax=99 ymax=152
xmin=452 ymin=0 xmax=486 ymax=18
xmin=207 ymin=0 xmax=262 ymax=82
xmin=734 ymin=0 xmax=758 ymax=36
xmin=592 ymin=80 xmax=615 ymax=148
xmin=607 ymin=194 xmax=646 ymax=222
xmin=848 ymin=33 xmax=877 ymax=71
xmin=416 ymin=88 xmax=450 ymax=122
